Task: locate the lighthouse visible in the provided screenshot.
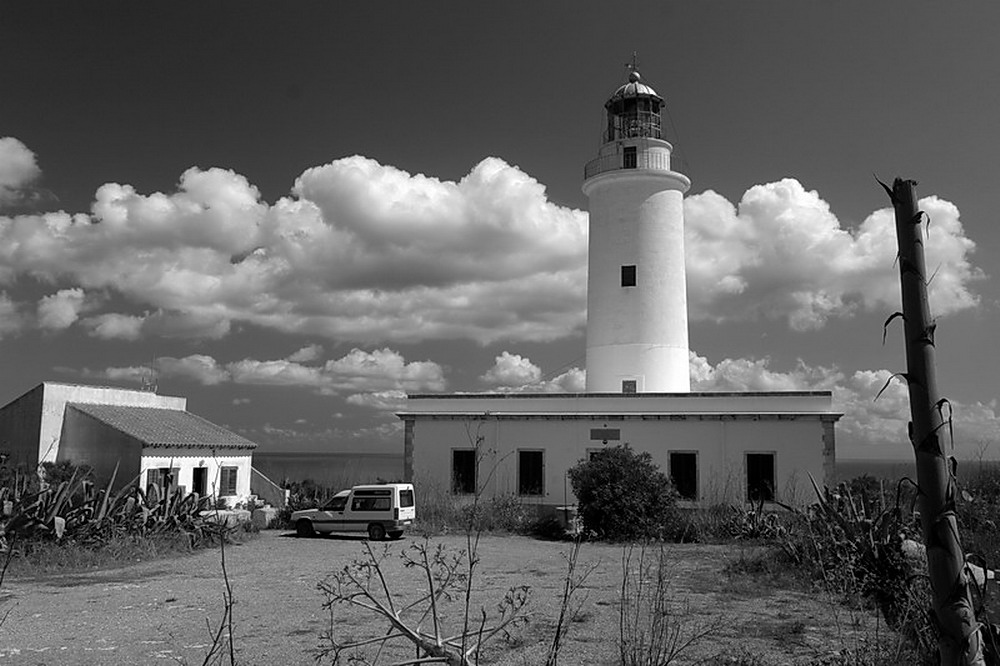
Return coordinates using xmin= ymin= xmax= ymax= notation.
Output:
xmin=582 ymin=65 xmax=691 ymax=393
xmin=401 ymin=60 xmax=839 ymax=508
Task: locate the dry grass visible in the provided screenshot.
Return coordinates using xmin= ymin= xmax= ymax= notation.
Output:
xmin=316 ymin=535 xmax=909 ymax=665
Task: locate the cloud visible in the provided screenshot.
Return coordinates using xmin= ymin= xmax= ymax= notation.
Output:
xmin=478 ymin=351 xmax=586 ymax=393
xmin=323 ymin=348 xmax=447 ymax=393
xmin=227 ymin=359 xmax=325 ymax=388
xmin=37 ymin=288 xmax=88 ymax=330
xmin=0 ymin=157 xmax=586 ymax=345
xmin=157 ymin=354 xmax=230 ymax=385
xmin=685 ymin=180 xmax=982 ymax=330
xmin=347 ymin=390 xmax=407 ymax=411
xmin=287 ymin=344 xmax=323 ymax=363
xmin=0 ymin=138 xmax=41 ymax=208
xmin=689 ymin=351 xmax=842 ymax=392
xmin=80 ymin=312 xmax=145 ymax=340
xmin=480 ymin=352 xmax=542 ymax=387
xmin=98 ymin=347 xmax=445 ymax=400
xmin=0 ymin=160 xmax=981 ymax=345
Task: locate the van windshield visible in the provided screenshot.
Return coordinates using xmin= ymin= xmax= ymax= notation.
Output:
xmin=399 ymin=489 xmax=414 ymax=508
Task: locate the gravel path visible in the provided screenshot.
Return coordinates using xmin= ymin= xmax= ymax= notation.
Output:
xmin=0 ymin=531 xmax=344 ymax=665
xmin=0 ymin=532 xmax=893 ymax=665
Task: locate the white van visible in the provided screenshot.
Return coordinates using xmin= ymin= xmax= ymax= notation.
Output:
xmin=291 ymin=483 xmax=416 ymax=540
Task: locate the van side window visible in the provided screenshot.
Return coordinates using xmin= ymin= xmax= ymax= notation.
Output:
xmin=324 ymin=496 xmax=348 ymax=512
xmin=399 ymin=489 xmax=414 ymax=507
xmin=352 ymin=496 xmax=391 ymax=512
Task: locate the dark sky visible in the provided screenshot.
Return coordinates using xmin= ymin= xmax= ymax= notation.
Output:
xmin=2 ymin=2 xmax=999 ymax=459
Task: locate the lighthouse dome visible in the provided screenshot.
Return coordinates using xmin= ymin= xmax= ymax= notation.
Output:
xmin=607 ymin=70 xmax=663 ymax=104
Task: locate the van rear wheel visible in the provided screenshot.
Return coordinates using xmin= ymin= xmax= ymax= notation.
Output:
xmin=296 ymin=519 xmax=315 ymax=538
xmin=367 ymin=524 xmax=386 ymax=541
xmin=388 ymin=531 xmax=403 ymax=540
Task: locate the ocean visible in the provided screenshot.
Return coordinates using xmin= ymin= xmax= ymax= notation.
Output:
xmin=253 ymin=451 xmax=405 ymax=488
xmin=834 ymin=458 xmax=1000 ymax=484
xmin=253 ymin=451 xmax=1000 ymax=490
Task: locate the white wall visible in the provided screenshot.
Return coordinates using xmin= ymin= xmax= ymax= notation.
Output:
xmin=39 ymin=382 xmax=186 ymax=464
xmin=583 ymin=137 xmax=691 ymax=393
xmin=141 ymin=450 xmax=253 ymax=506
xmin=403 ymin=393 xmax=839 ymax=508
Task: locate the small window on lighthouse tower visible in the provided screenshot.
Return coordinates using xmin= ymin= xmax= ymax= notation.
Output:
xmin=623 ymin=146 xmax=637 ymax=169
xmin=621 ymin=379 xmax=637 ymax=394
xmin=621 ymin=265 xmax=637 ymax=287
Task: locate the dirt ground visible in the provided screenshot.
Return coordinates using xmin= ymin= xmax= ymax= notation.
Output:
xmin=0 ymin=531 xmax=903 ymax=665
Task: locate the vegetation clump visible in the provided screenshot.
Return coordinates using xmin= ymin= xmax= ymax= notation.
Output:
xmin=568 ymin=444 xmax=680 ymax=542
xmin=0 ymin=461 xmax=249 ymax=575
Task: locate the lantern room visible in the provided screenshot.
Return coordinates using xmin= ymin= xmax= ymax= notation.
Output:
xmin=604 ymin=69 xmax=663 ymax=143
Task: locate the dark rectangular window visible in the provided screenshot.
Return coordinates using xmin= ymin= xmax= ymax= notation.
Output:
xmin=192 ymin=467 xmax=207 ymax=495
xmin=452 ymin=449 xmax=477 ymax=494
xmin=622 ymin=379 xmax=637 ymax=394
xmin=590 ymin=428 xmax=620 ymax=441
xmin=669 ymin=452 xmax=698 ymax=500
xmin=623 ymin=146 xmax=637 ymax=169
xmin=518 ymin=450 xmax=544 ymax=496
xmin=220 ymin=466 xmax=238 ymax=496
xmin=146 ymin=467 xmax=178 ymax=492
xmin=621 ymin=264 xmax=636 ymax=287
xmin=746 ymin=453 xmax=776 ymax=502
xmin=399 ymin=489 xmax=414 ymax=508
xmin=352 ymin=496 xmax=391 ymax=511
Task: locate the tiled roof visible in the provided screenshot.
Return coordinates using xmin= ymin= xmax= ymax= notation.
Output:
xmin=68 ymin=404 xmax=257 ymax=450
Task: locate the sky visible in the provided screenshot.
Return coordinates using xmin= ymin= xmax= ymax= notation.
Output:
xmin=2 ymin=2 xmax=999 ymax=462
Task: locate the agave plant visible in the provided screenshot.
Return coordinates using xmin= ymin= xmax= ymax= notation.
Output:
xmin=0 ymin=461 xmax=221 ymax=551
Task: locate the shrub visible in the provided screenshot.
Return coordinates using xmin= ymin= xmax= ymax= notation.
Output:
xmin=461 ymin=494 xmax=531 ymax=533
xmin=567 ymin=444 xmax=679 ymax=542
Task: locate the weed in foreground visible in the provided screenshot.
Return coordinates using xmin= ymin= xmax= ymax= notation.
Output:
xmin=618 ymin=541 xmax=714 ymax=666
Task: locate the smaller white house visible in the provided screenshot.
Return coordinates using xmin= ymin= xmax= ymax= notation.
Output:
xmin=0 ymin=382 xmax=256 ymax=505
xmin=399 ymin=391 xmax=840 ymax=508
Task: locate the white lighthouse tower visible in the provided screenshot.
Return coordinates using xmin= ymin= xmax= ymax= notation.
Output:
xmin=582 ymin=64 xmax=691 ymax=393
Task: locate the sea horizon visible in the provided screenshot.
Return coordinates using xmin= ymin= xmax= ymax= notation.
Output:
xmin=252 ymin=450 xmax=1000 ymax=488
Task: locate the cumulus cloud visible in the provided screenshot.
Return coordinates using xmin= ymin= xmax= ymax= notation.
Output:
xmin=0 ymin=138 xmax=41 ymax=208
xmin=0 ymin=157 xmax=586 ymax=344
xmin=287 ymin=344 xmax=323 ymax=363
xmin=0 ymin=159 xmax=981 ymax=345
xmin=80 ymin=313 xmax=145 ymax=340
xmin=324 ymin=348 xmax=447 ymax=393
xmin=480 ymin=352 xmax=542 ymax=387
xmin=689 ymin=351 xmax=842 ymax=392
xmin=478 ymin=351 xmax=586 ymax=393
xmin=157 ymin=354 xmax=230 ymax=385
xmin=347 ymin=390 xmax=408 ymax=411
xmin=37 ymin=288 xmax=88 ymax=330
xmin=99 ymin=347 xmax=445 ymax=400
xmin=685 ymin=180 xmax=982 ymax=330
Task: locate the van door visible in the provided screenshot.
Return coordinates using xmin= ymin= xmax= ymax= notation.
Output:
xmin=348 ymin=489 xmax=393 ymax=532
xmin=397 ymin=486 xmax=416 ymax=523
xmin=315 ymin=494 xmax=349 ymax=533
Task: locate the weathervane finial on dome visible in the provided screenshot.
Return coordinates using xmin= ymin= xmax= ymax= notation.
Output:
xmin=626 ymin=51 xmax=641 ymax=82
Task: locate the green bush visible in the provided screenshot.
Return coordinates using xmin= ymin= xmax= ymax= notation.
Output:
xmin=567 ymin=444 xmax=680 ymax=541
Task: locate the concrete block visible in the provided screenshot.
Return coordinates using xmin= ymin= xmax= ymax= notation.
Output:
xmin=252 ymin=506 xmax=280 ymax=529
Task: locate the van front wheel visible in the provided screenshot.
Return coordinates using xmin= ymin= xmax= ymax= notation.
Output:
xmin=296 ymin=520 xmax=315 ymax=538
xmin=367 ymin=524 xmax=386 ymax=541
